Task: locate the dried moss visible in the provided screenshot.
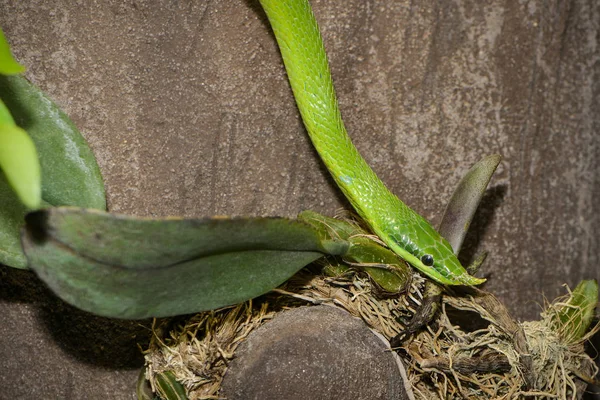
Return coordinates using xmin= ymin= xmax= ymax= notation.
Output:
xmin=143 ymin=268 xmax=597 ymax=400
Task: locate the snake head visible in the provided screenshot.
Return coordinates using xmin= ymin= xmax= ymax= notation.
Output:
xmin=414 ymin=240 xmax=486 ymax=286
xmin=379 ymin=215 xmax=486 ymax=286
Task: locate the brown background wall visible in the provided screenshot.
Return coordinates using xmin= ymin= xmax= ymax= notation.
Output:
xmin=0 ymin=0 xmax=598 ymax=398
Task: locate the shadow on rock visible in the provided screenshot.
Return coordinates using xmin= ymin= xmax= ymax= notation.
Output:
xmin=0 ymin=264 xmax=151 ymax=369
xmin=458 ymin=184 xmax=507 ymax=270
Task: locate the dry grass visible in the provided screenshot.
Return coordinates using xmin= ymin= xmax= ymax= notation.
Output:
xmin=143 ymin=267 xmax=598 ymax=400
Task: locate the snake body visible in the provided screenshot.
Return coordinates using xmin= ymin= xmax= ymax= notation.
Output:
xmin=259 ymin=0 xmax=484 ymax=286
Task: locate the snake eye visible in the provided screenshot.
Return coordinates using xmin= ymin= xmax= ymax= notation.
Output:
xmin=421 ymin=254 xmax=434 ymax=267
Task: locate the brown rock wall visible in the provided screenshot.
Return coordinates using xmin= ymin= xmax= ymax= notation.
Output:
xmin=0 ymin=1 xmax=598 ymax=398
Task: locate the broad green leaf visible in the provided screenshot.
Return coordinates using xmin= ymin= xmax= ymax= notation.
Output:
xmin=0 ymin=28 xmax=25 ymax=75
xmin=439 ymin=154 xmax=502 ymax=254
xmin=549 ymin=279 xmax=598 ymax=344
xmin=0 ymin=75 xmax=106 ymax=269
xmin=0 ymin=76 xmax=105 ymax=208
xmin=22 ymin=207 xmax=349 ymax=319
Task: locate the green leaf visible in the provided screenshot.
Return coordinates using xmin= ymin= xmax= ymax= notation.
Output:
xmin=22 ymin=207 xmax=349 ymax=319
xmin=136 ymin=369 xmax=156 ymax=400
xmin=155 ymin=371 xmax=188 ymax=400
xmin=299 ymin=210 xmax=411 ymax=294
xmin=298 ymin=210 xmax=362 ymax=240
xmin=0 ymin=101 xmax=41 ymax=209
xmin=0 ymin=173 xmax=29 ymax=268
xmin=549 ymin=279 xmax=598 ymax=344
xmin=344 ymin=236 xmax=411 ymax=294
xmin=0 ymin=76 xmax=105 ymax=208
xmin=0 ymin=28 xmax=25 ymax=75
xmin=0 ymin=75 xmax=106 ymax=269
xmin=0 ymin=123 xmax=40 ymax=208
xmin=0 ymin=97 xmax=15 ymax=124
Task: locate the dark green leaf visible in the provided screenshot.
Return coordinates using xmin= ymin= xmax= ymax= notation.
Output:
xmin=0 ymin=76 xmax=105 ymax=208
xmin=155 ymin=371 xmax=188 ymax=400
xmin=22 ymin=207 xmax=348 ymax=319
xmin=0 ymin=75 xmax=106 ymax=268
xmin=0 ymin=173 xmax=29 ymax=268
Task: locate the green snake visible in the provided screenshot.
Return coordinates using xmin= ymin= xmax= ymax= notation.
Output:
xmin=259 ymin=0 xmax=484 ymax=286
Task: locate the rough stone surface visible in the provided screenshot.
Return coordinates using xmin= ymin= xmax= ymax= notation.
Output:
xmin=0 ymin=266 xmax=150 ymax=399
xmin=0 ymin=0 xmax=598 ymax=398
xmin=221 ymin=305 xmax=409 ymax=400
